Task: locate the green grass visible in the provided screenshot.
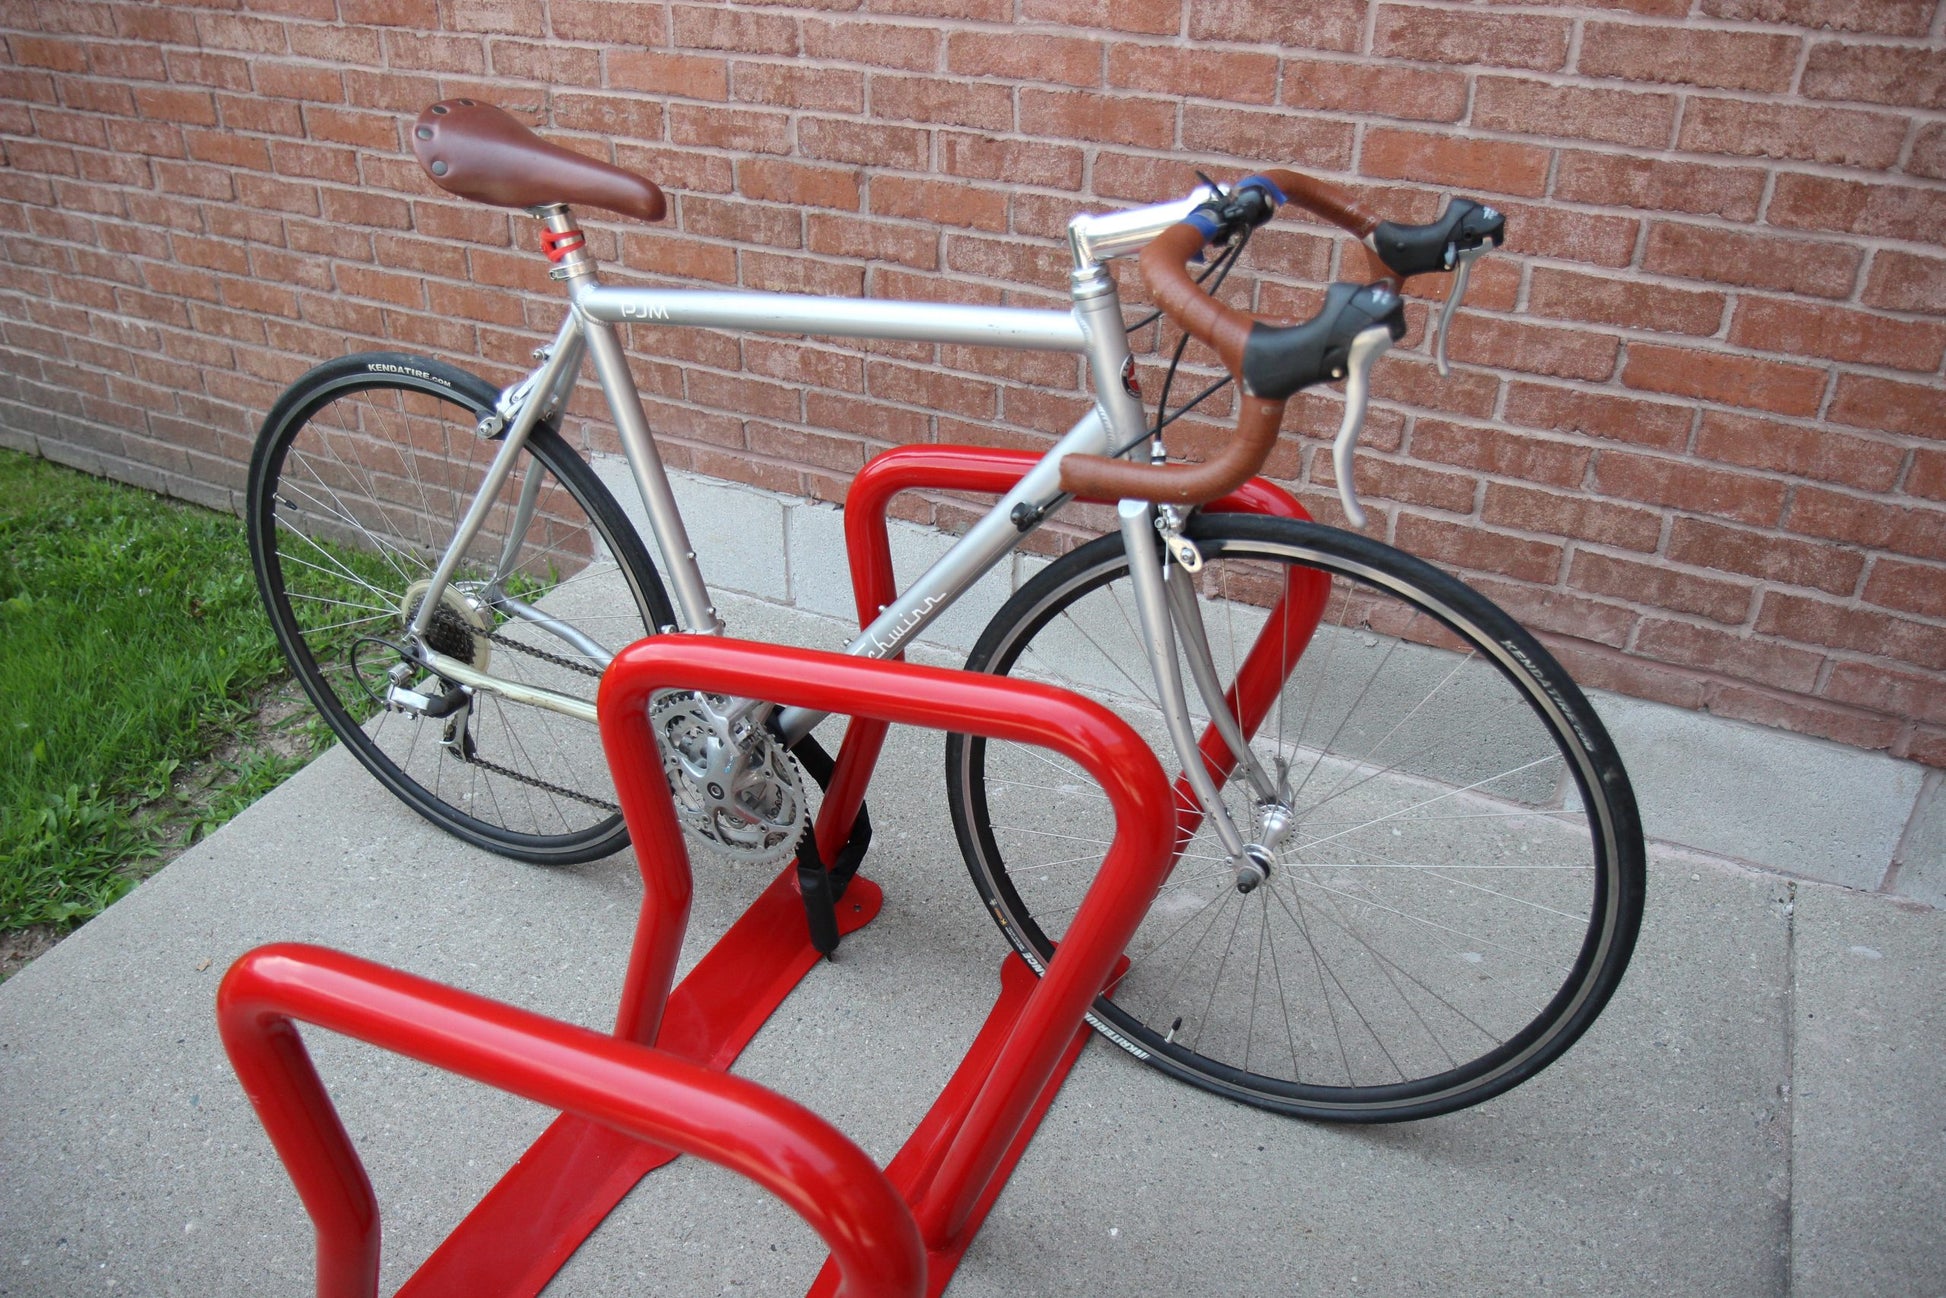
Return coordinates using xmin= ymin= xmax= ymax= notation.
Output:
xmin=0 ymin=450 xmax=304 ymax=932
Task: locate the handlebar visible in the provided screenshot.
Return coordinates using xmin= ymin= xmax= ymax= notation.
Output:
xmin=1058 ymin=170 xmax=1503 ymax=522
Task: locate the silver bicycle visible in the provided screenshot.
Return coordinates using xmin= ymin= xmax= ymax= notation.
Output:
xmin=246 ymin=99 xmax=1644 ymax=1122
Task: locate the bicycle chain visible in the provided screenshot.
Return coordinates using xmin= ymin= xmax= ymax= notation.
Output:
xmin=486 ymin=626 xmax=605 ymax=678
xmin=443 ymin=626 xmax=617 ymax=812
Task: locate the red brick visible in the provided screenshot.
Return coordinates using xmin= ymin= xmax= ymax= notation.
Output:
xmin=739 ymin=158 xmax=860 ymax=211
xmin=670 ymin=5 xmax=799 ymax=55
xmin=1024 ymin=0 xmax=1181 ymax=36
xmin=1107 ymin=45 xmax=1279 ymax=107
xmin=1182 ymin=105 xmax=1354 ymax=169
xmin=871 ymin=176 xmax=1008 ymax=231
xmin=1472 ymin=76 xmax=1675 ymax=148
xmin=937 ymin=133 xmax=1083 ymax=189
xmin=1863 ymin=556 xmax=1946 ymax=620
xmin=1786 ymin=487 xmax=1946 ymax=561
xmin=1802 ymin=41 xmax=1946 ymax=109
xmin=1446 ymin=315 xmax=1620 ymax=383
xmin=1769 ymin=174 xmax=1946 ymax=245
xmin=945 ymin=235 xmax=1070 ymax=288
xmin=608 ymin=51 xmax=729 ymax=101
xmin=1624 ymin=342 xmax=1825 ymax=417
xmin=1362 ymin=129 xmax=1551 ymax=198
xmin=487 ymin=39 xmax=600 ymax=87
xmin=808 ymin=390 xmax=930 ymax=446
xmin=1704 ymin=0 xmax=1932 ymax=34
xmin=1528 ymin=267 xmax=1724 ymax=338
xmin=1710 ymin=685 xmax=1904 ymax=752
xmin=1483 ymin=482 xmax=1662 ymax=551
xmin=1637 ymin=620 xmax=1826 ymax=693
xmin=621 ymin=230 xmax=737 ymax=284
xmin=1202 ymin=0 xmax=1369 ymax=46
xmin=1756 ymin=592 xmax=1946 ymax=670
xmin=1829 ymin=374 xmax=1945 ymax=440
xmin=1910 ymin=449 xmax=1946 ymax=503
xmin=1393 ymin=512 xmax=1565 ymax=582
xmin=1678 ymin=97 xmax=1907 ymax=169
xmin=1579 ymin=22 xmax=1798 ymax=93
xmin=1414 ymin=418 xmax=1590 ymax=487
xmin=948 ymin=31 xmax=1102 ymax=86
xmin=730 ymin=61 xmax=863 ymax=112
xmin=1730 ymin=298 xmax=1946 ymax=374
xmin=1019 ymin=89 xmax=1174 ymax=149
xmin=8 ymin=36 xmax=89 ymax=72
xmin=1374 ymin=6 xmax=1571 ymax=71
xmin=1667 ymin=516 xmax=1866 ymax=595
xmin=1553 ymin=151 xmax=1766 ymax=221
xmin=797 ymin=117 xmax=928 ymax=170
xmin=1861 ymin=251 xmax=1946 ymax=316
xmin=449 ymin=0 xmax=545 ymax=34
xmin=667 ymin=104 xmax=789 ymax=154
xmin=1574 ymin=551 xmax=1754 ymax=623
xmin=1644 ymin=223 xmax=1859 ymax=299
xmin=1595 ymin=449 xmax=1788 ymax=524
xmin=867 ymin=359 xmax=997 ymax=418
xmin=740 ymin=250 xmax=864 ymax=296
xmin=1694 ymin=410 xmax=1906 ymax=494
xmin=802 ymin=19 xmax=938 ymax=71
xmin=684 ymin=195 xmax=800 ymax=248
xmin=1899 ymin=727 xmax=1946 ymax=767
xmin=1547 ymin=643 xmax=1710 ymax=709
xmin=806 ymin=214 xmax=938 ymax=270
xmin=1823 ymin=661 xmax=1946 ymax=727
xmin=874 ymin=76 xmax=1013 ymax=132
xmin=1493 ymin=201 xmax=1640 ymax=268
xmin=742 ymin=338 xmax=864 ymax=393
xmin=1314 ymin=453 xmax=1477 ymax=514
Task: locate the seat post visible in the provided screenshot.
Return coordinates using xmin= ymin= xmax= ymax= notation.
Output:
xmin=531 ymin=203 xmax=596 ymax=281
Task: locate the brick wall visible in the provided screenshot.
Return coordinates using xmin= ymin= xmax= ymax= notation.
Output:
xmin=1 ymin=0 xmax=1942 ymax=764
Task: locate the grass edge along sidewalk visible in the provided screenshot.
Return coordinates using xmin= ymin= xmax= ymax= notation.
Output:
xmin=0 ymin=449 xmax=324 ymax=974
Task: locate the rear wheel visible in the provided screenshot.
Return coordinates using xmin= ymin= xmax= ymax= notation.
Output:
xmin=947 ymin=514 xmax=1644 ymax=1121
xmin=247 ymin=353 xmax=672 ymax=864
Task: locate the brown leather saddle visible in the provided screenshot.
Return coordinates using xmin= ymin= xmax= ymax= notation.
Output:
xmin=410 ymin=99 xmax=666 ymax=223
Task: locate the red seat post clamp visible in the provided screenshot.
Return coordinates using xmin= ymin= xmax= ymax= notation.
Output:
xmin=540 ymin=228 xmax=586 ymax=262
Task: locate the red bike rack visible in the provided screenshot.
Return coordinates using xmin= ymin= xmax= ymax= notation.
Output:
xmin=815 ymin=447 xmax=1321 ymax=869
xmin=220 ymin=637 xmax=1176 ymax=1297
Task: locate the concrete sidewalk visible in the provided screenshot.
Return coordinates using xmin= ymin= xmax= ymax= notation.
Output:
xmin=1 ymin=596 xmax=1940 ymax=1297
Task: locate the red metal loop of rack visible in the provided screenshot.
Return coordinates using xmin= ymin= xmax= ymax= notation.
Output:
xmin=219 ymin=635 xmax=1178 ymax=1297
xmin=813 ymin=446 xmax=1322 ymax=873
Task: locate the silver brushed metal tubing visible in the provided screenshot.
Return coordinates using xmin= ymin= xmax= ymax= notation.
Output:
xmin=405 ymin=314 xmax=584 ymax=642
xmin=419 ymin=647 xmax=598 ymax=725
xmin=1067 ymin=187 xmax=1216 ymax=268
xmin=1119 ymin=498 xmax=1248 ymax=862
xmin=1164 ymin=569 xmax=1283 ymax=805
xmin=578 ymin=310 xmax=723 ymax=634
xmin=577 ymin=286 xmax=1088 ymax=352
xmin=772 ymin=404 xmax=1117 ymax=744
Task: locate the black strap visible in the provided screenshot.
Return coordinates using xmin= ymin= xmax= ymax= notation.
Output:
xmin=788 ymin=732 xmax=873 ymax=957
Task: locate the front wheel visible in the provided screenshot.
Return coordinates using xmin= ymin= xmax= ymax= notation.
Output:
xmin=247 ymin=353 xmax=673 ymax=865
xmin=947 ymin=514 xmax=1645 ymax=1121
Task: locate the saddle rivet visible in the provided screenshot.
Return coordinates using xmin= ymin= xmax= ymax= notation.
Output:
xmin=431 ymin=161 xmax=448 ymax=176
xmin=415 ymin=126 xmax=432 ymax=140
xmin=430 ymin=104 xmax=448 ymax=115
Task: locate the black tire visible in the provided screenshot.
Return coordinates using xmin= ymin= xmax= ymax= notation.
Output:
xmin=947 ymin=514 xmax=1644 ymax=1121
xmin=247 ymin=353 xmax=673 ymax=864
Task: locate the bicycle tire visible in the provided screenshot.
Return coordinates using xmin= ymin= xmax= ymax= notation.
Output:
xmin=946 ymin=513 xmax=1644 ymax=1121
xmin=247 ymin=352 xmax=674 ymax=865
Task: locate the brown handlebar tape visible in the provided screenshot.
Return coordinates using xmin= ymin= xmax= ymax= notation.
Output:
xmin=1058 ymin=394 xmax=1287 ymax=506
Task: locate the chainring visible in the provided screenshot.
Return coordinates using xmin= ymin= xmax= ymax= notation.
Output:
xmin=650 ymin=691 xmax=809 ymax=865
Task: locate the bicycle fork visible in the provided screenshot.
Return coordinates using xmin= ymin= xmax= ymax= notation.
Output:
xmin=1118 ymin=500 xmax=1298 ymax=892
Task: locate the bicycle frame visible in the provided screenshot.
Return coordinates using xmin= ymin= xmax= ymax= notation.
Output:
xmin=404 ymin=187 xmax=1292 ymax=862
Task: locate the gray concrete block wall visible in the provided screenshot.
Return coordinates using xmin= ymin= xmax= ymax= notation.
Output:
xmin=600 ymin=461 xmax=1939 ymax=907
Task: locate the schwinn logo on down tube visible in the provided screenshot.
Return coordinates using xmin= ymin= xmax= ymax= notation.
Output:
xmin=868 ymin=593 xmax=944 ymax=655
